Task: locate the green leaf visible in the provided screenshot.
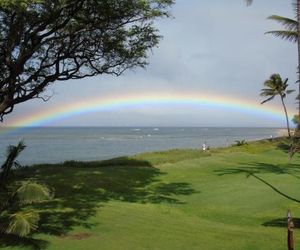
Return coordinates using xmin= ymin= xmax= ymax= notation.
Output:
xmin=267 ymin=15 xmax=298 ymax=31
xmin=5 ymin=211 xmax=39 ymax=237
xmin=286 ymin=89 xmax=295 ymax=94
xmin=4 ymin=140 xmax=26 ymax=161
xmin=15 ymin=181 xmax=51 ymax=205
xmin=265 ymin=30 xmax=298 ymax=43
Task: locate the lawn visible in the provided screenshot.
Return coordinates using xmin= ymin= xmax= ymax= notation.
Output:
xmin=1 ymin=138 xmax=300 ymax=250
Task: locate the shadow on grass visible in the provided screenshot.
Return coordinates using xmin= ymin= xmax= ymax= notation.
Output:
xmin=262 ymin=217 xmax=300 ymax=228
xmin=277 ymin=141 xmax=292 ymax=153
xmin=0 ymin=234 xmax=48 ymax=250
xmin=215 ymin=162 xmax=300 ymax=203
xmin=1 ymin=157 xmax=196 ymax=249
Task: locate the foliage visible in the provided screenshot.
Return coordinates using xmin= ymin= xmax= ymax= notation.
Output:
xmin=262 ymin=1 xmax=300 ymax=130
xmin=0 ymin=0 xmax=173 ymax=120
xmin=290 ymin=129 xmax=300 ymax=158
xmin=0 ymin=0 xmax=42 ymax=8
xmin=265 ymin=15 xmax=298 ymax=43
xmin=234 ymin=139 xmax=247 ymax=146
xmin=0 ymin=141 xmax=51 ymax=237
xmin=292 ymin=114 xmax=299 ymax=126
xmin=0 ymin=140 xmax=26 ymax=182
xmin=0 ymin=181 xmax=51 ymax=237
xmin=14 ymin=181 xmax=51 ymax=204
xmin=260 ymin=74 xmax=294 ymax=137
xmin=4 ymin=211 xmax=39 ymax=237
xmin=1 ymin=138 xmax=299 ymax=249
xmin=260 ymin=74 xmax=294 ymax=104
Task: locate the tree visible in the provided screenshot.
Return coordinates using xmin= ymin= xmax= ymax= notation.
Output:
xmin=246 ymin=0 xmax=300 ymax=131
xmin=0 ymin=181 xmax=51 ymax=237
xmin=0 ymin=0 xmax=173 ymax=121
xmin=260 ymin=74 xmax=294 ymax=137
xmin=0 ymin=141 xmax=51 ymax=237
xmin=0 ymin=140 xmax=26 ymax=182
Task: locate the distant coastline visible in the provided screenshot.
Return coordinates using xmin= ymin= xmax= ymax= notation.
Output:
xmin=0 ymin=127 xmax=286 ymax=166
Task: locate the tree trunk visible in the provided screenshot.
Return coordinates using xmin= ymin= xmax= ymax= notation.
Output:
xmin=281 ymin=95 xmax=291 ymax=137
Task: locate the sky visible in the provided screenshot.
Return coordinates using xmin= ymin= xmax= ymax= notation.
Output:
xmin=3 ymin=0 xmax=299 ymax=127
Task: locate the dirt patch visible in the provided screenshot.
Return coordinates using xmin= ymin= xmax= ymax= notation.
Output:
xmin=59 ymin=232 xmax=93 ymax=240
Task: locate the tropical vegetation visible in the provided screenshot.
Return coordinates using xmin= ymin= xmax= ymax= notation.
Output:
xmin=1 ymin=0 xmax=300 ymax=246
xmin=0 ymin=139 xmax=299 ymax=249
xmin=246 ymin=0 xmax=300 ymax=131
xmin=0 ymin=0 xmax=173 ymax=121
xmin=265 ymin=15 xmax=298 ymax=43
xmin=0 ymin=142 xmax=51 ymax=237
xmin=260 ymin=74 xmax=294 ymax=137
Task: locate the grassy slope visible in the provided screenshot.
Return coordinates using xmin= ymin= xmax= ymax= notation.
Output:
xmin=1 ymin=138 xmax=300 ymax=250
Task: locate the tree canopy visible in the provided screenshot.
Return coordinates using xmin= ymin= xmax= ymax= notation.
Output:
xmin=0 ymin=0 xmax=173 ymax=120
xmin=260 ymin=73 xmax=294 ymax=137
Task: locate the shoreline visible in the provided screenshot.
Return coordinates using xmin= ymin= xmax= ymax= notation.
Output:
xmin=0 ymin=127 xmax=288 ymax=166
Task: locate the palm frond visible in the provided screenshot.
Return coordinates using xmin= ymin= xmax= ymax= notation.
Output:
xmin=265 ymin=30 xmax=298 ymax=43
xmin=267 ymin=15 xmax=298 ymax=31
xmin=4 ymin=211 xmax=39 ymax=237
xmin=260 ymin=73 xmax=294 ymax=103
xmin=1 ymin=141 xmax=27 ymax=182
xmin=261 ymin=96 xmax=275 ymax=104
xmin=14 ymin=182 xmax=51 ymax=205
xmin=287 ymin=89 xmax=296 ymax=94
xmin=5 ymin=141 xmax=26 ymax=159
xmin=263 ymin=82 xmax=276 ymax=90
xmin=260 ymin=89 xmax=276 ymax=96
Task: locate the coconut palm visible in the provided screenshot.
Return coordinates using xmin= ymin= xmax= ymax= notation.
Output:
xmin=265 ymin=14 xmax=299 ymax=134
xmin=261 ymin=74 xmax=294 ymax=137
xmin=246 ymin=0 xmax=300 ymax=131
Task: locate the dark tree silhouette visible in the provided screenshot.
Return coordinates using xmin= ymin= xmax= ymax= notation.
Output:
xmin=0 ymin=0 xmax=173 ymax=120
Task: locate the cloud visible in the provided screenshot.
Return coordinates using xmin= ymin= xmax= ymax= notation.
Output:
xmin=3 ymin=0 xmax=298 ymax=127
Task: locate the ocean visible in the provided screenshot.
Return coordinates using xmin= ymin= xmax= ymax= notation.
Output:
xmin=0 ymin=127 xmax=285 ymax=165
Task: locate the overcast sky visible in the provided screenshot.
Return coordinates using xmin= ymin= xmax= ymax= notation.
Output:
xmin=3 ymin=0 xmax=298 ymax=127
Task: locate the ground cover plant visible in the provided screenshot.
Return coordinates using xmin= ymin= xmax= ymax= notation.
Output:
xmin=0 ymin=138 xmax=300 ymax=250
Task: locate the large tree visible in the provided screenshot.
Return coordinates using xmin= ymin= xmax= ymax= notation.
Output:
xmin=0 ymin=0 xmax=173 ymax=121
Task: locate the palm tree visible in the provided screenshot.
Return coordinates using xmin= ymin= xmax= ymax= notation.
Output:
xmin=0 ymin=181 xmax=51 ymax=237
xmin=265 ymin=15 xmax=298 ymax=134
xmin=246 ymin=0 xmax=300 ymax=131
xmin=0 ymin=140 xmax=26 ymax=182
xmin=0 ymin=142 xmax=52 ymax=237
xmin=261 ymin=74 xmax=294 ymax=137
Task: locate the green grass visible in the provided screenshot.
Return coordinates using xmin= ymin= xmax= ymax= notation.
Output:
xmin=1 ymin=138 xmax=300 ymax=250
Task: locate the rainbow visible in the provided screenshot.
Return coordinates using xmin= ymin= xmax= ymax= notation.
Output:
xmin=1 ymin=91 xmax=289 ymax=130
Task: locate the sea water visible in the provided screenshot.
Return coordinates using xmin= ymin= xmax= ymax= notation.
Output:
xmin=0 ymin=127 xmax=285 ymax=165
